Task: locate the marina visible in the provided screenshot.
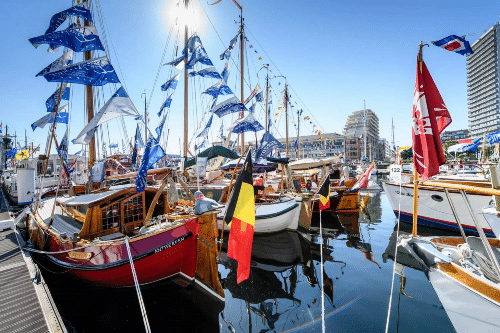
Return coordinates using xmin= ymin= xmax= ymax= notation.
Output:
xmin=2 ymin=0 xmax=500 ymax=332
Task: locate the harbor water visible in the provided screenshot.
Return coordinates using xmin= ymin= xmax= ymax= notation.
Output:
xmin=40 ymin=181 xmax=456 ymax=332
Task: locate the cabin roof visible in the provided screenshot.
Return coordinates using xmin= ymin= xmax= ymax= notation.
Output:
xmin=57 ymin=188 xmax=132 ymax=206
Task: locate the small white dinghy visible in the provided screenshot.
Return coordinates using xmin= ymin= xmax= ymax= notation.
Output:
xmin=217 ymin=195 xmax=302 ymax=233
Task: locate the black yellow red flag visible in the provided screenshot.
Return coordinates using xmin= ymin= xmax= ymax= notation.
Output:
xmin=225 ymin=150 xmax=255 ymax=284
xmin=318 ymin=177 xmax=330 ymax=211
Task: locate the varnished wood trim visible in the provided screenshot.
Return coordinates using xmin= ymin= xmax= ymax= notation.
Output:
xmin=431 ymin=237 xmax=500 ymax=248
xmin=436 ymin=263 xmax=500 ymax=304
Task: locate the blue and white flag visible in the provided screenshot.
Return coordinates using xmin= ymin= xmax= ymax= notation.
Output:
xmin=432 ymin=35 xmax=473 ymax=55
xmin=73 ymin=87 xmax=138 ymax=144
xmin=202 ymin=80 xmax=233 ymax=98
xmin=134 ymin=124 xmax=145 ymax=149
xmin=487 ymin=131 xmax=500 ymax=145
xmin=231 ymin=113 xmax=264 ymax=134
xmin=255 ymin=91 xmax=264 ymax=102
xmin=4 ymin=148 xmax=17 ymax=157
xmin=212 ymin=96 xmax=246 ymax=118
xmin=109 ymin=143 xmax=118 ymax=148
xmin=75 ymin=149 xmax=83 ymax=156
xmin=155 ymin=112 xmax=168 ymax=139
xmin=186 ymin=46 xmax=213 ymax=69
xmin=221 ymin=63 xmax=231 ymax=83
xmin=134 ymin=115 xmax=143 ymax=121
xmin=158 ymin=92 xmax=175 ymax=117
xmin=188 ymin=66 xmax=222 ymax=79
xmin=294 ymin=138 xmax=298 ymax=149
xmin=196 ymin=114 xmax=213 ymax=138
xmin=36 ymin=50 xmax=73 ymax=77
xmin=31 ymin=104 xmax=69 ymax=130
xmin=135 ymin=137 xmax=166 ymax=192
xmin=219 ymin=122 xmax=224 ymax=139
xmin=197 ymin=139 xmax=206 ymax=150
xmin=165 ymin=52 xmax=187 ymax=69
xmin=161 ymin=73 xmax=180 ymax=91
xmin=57 ymin=131 xmax=69 ymax=175
xmin=46 ymin=82 xmax=71 ymax=113
xmin=220 ymin=32 xmax=239 ymax=60
xmin=244 ymin=84 xmax=261 ymax=105
xmin=45 ymin=4 xmax=92 ymax=35
xmin=43 ymin=56 xmax=120 ymax=86
xmin=255 ymin=131 xmax=284 ymax=161
xmin=248 ymin=103 xmax=255 ymax=114
xmin=29 ymin=26 xmax=104 ymax=52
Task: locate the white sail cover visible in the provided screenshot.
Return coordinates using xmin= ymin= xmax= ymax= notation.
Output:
xmin=74 ymin=86 xmax=138 ymax=144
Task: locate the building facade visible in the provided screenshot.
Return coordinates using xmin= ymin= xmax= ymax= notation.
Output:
xmin=441 ymin=129 xmax=469 ymax=142
xmin=277 ymin=132 xmax=345 ymax=160
xmin=343 ymin=109 xmax=382 ymax=161
xmin=467 ymin=22 xmax=500 ymax=139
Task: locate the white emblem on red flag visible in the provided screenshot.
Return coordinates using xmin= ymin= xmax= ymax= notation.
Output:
xmin=412 ymin=59 xmax=452 ymax=182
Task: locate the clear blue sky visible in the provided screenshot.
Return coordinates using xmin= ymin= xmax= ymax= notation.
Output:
xmin=1 ymin=0 xmax=499 ymax=155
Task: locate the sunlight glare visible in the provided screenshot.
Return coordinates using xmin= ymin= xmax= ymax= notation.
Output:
xmin=163 ymin=0 xmax=205 ymax=35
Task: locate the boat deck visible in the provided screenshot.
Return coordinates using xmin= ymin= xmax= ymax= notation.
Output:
xmin=0 ymin=190 xmax=66 ymax=332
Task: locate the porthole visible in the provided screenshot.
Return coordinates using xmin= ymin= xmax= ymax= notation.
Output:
xmin=431 ymin=194 xmax=443 ymax=202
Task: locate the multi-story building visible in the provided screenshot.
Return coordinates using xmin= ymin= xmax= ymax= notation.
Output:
xmin=467 ymin=22 xmax=500 ymax=139
xmin=277 ymin=132 xmax=345 ymax=160
xmin=343 ymin=109 xmax=382 ymax=161
xmin=441 ymin=129 xmax=469 ymax=142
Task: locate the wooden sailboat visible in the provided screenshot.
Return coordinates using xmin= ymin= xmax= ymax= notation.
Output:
xmin=21 ymin=1 xmax=224 ymax=305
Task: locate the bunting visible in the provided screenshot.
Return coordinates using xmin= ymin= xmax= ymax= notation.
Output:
xmin=46 ymin=82 xmax=71 ymax=113
xmin=43 ymin=56 xmax=120 ymax=86
xmin=161 ymin=73 xmax=180 ymax=91
xmin=188 ymin=66 xmax=222 ymax=79
xmin=45 ymin=4 xmax=92 ymax=35
xmin=36 ymin=50 xmax=74 ymax=77
xmin=212 ymin=97 xmax=246 ymax=118
xmin=31 ymin=104 xmax=69 ymax=130
xmin=29 ymin=26 xmax=104 ymax=52
xmin=220 ymin=32 xmax=239 ymax=60
xmin=196 ymin=114 xmax=213 ymax=138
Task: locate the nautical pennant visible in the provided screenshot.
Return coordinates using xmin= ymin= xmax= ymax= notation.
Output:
xmin=31 ymin=104 xmax=69 ymax=130
xmin=135 ymin=137 xmax=166 ymax=192
xmin=36 ymin=50 xmax=74 ymax=77
xmin=73 ymin=87 xmax=138 ymax=144
xmin=158 ymin=92 xmax=175 ymax=117
xmin=431 ymin=35 xmax=473 ymax=55
xmin=188 ymin=66 xmax=222 ymax=79
xmin=43 ymin=56 xmax=120 ymax=86
xmin=212 ymin=97 xmax=246 ymax=118
xmin=45 ymin=4 xmax=92 ymax=35
xmin=220 ymin=32 xmax=239 ymax=60
xmin=29 ymin=26 xmax=104 ymax=52
xmin=196 ymin=114 xmax=213 ymax=138
xmin=46 ymin=83 xmax=71 ymax=113
xmin=225 ymin=149 xmax=255 ymax=284
xmin=161 ymin=73 xmax=181 ymax=91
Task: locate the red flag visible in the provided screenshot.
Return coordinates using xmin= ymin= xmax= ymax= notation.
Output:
xmin=412 ymin=59 xmax=451 ymax=182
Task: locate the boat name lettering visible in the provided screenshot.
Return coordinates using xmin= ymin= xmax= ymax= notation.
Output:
xmin=68 ymin=251 xmax=92 ymax=260
xmin=154 ymin=234 xmax=188 ymax=253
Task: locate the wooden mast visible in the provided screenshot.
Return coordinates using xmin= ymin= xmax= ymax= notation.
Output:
xmin=285 ymin=83 xmax=289 ymax=158
xmin=412 ymin=42 xmax=426 ymax=237
xmin=264 ymin=72 xmax=269 ymax=132
xmin=84 ymin=19 xmax=95 ymax=169
xmin=183 ymin=0 xmax=189 ymax=158
xmin=297 ymin=109 xmax=301 ymax=159
xmin=239 ymin=11 xmax=245 ymax=154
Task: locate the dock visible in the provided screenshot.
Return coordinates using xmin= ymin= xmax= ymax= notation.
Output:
xmin=0 ymin=189 xmax=66 ymax=333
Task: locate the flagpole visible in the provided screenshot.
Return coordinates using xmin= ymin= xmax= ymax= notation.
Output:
xmin=412 ymin=42 xmax=426 ymax=237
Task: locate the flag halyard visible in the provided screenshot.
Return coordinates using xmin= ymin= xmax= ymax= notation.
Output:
xmin=225 ymin=150 xmax=255 ymax=284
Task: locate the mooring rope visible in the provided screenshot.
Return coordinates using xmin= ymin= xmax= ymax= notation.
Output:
xmin=125 ymin=237 xmax=151 ymax=333
xmin=384 ymin=178 xmax=404 ymax=332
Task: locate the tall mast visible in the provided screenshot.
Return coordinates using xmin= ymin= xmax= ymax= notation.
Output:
xmin=285 ymin=83 xmax=289 ymax=158
xmin=297 ymin=109 xmax=301 ymax=159
xmin=265 ymin=72 xmax=269 ymax=132
xmin=84 ymin=19 xmax=95 ymax=168
xmin=391 ymin=117 xmax=395 ymax=161
xmin=363 ymin=100 xmax=367 ymax=161
xmin=183 ymin=0 xmax=189 ymax=157
xmin=239 ymin=11 xmax=245 ymax=153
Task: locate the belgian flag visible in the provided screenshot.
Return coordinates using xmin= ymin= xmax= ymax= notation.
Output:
xmin=318 ymin=176 xmax=330 ymax=211
xmin=225 ymin=150 xmax=255 ymax=284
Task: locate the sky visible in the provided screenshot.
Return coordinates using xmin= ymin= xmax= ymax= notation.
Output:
xmin=1 ymin=0 xmax=500 ymax=156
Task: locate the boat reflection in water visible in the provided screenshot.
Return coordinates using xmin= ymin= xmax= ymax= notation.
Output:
xmin=218 ymin=227 xmax=362 ymax=332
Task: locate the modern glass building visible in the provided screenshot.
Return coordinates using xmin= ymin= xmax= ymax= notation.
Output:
xmin=467 ymin=22 xmax=500 ymax=139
